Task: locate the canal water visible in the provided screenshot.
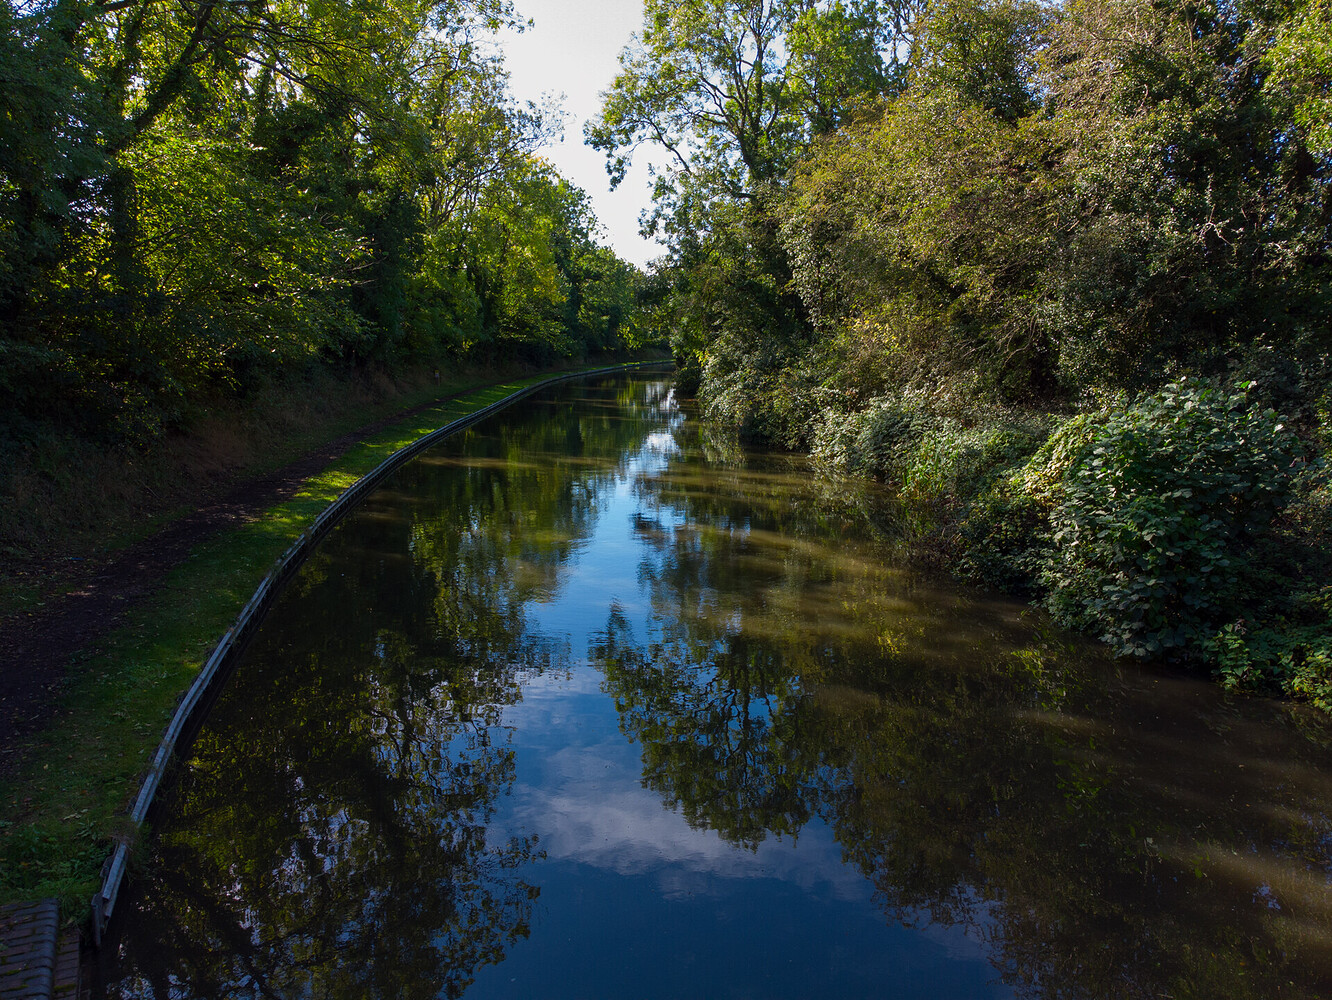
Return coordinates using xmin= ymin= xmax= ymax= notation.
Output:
xmin=103 ymin=373 xmax=1332 ymax=999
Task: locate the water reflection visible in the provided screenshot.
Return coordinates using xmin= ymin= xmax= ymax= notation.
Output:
xmin=104 ymin=376 xmax=1332 ymax=1000
xmin=105 ymin=381 xmax=671 ymax=998
xmin=603 ymin=415 xmax=1332 ymax=999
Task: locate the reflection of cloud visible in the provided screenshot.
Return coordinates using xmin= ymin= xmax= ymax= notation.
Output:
xmin=504 ymin=771 xmax=869 ymax=903
xmin=508 ymin=666 xmax=606 ymax=700
xmin=642 ymin=431 xmax=681 ymax=455
xmin=494 ymin=672 xmax=869 ymax=904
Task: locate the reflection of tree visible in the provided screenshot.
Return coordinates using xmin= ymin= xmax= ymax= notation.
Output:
xmin=106 ymin=376 xmax=678 ymax=998
xmin=641 ymin=413 xmax=903 ymax=544
xmin=598 ymin=606 xmax=812 ymax=847
xmin=596 ymin=427 xmax=1332 ymax=1000
xmin=803 ymin=668 xmax=1332 ymax=1000
xmin=109 ymin=552 xmax=546 ymax=999
xmin=111 ymin=609 xmax=541 ymax=998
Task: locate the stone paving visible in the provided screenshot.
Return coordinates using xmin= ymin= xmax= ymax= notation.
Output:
xmin=0 ymin=901 xmax=81 ymax=1000
xmin=50 ymin=927 xmax=79 ymax=1000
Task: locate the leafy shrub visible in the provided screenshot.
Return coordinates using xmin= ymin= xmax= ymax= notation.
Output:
xmin=957 ymin=482 xmax=1053 ymax=595
xmin=811 ymin=396 xmax=925 ymax=477
xmin=1035 ymin=379 xmax=1304 ymax=657
xmin=901 ymin=419 xmax=1049 ymax=505
xmin=1208 ymin=614 xmax=1332 ymax=706
xmin=813 ymin=398 xmax=1053 ymax=569
xmin=700 ymin=327 xmax=820 ymax=447
xmin=1010 ymin=412 xmax=1102 ymax=505
xmin=1202 ymin=462 xmax=1332 ymax=701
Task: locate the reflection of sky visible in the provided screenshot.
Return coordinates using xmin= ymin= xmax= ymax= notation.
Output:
xmin=522 ymin=414 xmax=680 ymax=629
xmin=470 ymin=658 xmax=1009 ymax=998
xmin=497 ymin=669 xmax=867 ymax=900
xmin=463 ymin=390 xmax=1012 ymax=999
xmin=514 ymin=751 xmax=870 ymax=899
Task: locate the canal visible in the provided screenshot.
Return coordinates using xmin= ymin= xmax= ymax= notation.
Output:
xmin=102 ymin=372 xmax=1332 ymax=999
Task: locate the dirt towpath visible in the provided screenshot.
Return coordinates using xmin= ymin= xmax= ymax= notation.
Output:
xmin=0 ymin=393 xmax=471 ymax=778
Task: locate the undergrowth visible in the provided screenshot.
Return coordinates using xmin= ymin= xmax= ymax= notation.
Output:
xmin=3 ymin=363 xmax=499 ymax=575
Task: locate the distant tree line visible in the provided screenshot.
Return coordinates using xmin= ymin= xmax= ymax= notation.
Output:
xmin=594 ymin=0 xmax=1332 ymax=702
xmin=0 ymin=0 xmax=651 ymax=447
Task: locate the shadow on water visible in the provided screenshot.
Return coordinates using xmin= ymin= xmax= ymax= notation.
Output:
xmin=102 ymin=375 xmax=1332 ymax=1000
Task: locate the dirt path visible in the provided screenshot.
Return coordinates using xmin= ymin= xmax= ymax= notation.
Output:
xmin=0 ymin=393 xmax=472 ymax=778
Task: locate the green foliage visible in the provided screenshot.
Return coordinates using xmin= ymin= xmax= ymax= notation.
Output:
xmin=813 ymin=394 xmax=1049 ymax=492
xmin=870 ymin=372 xmax=1332 ymax=699
xmin=911 ymin=0 xmax=1049 ymax=123
xmin=1199 ymin=459 xmax=1332 ymax=701
xmin=0 ymin=0 xmax=648 ymax=446
xmin=589 ymin=0 xmax=909 ymax=224
xmin=812 ymin=394 xmax=1052 ymax=566
xmin=1264 ymin=0 xmax=1332 ymax=155
xmin=1045 ymin=0 xmax=1332 ymax=393
xmin=1034 ymin=380 xmax=1304 ymax=657
xmin=780 ymin=88 xmax=1066 ymax=407
xmin=812 ymin=397 xmax=925 ymax=477
xmin=658 ymin=195 xmax=814 ymax=441
xmin=589 ymin=0 xmax=911 ymax=431
xmin=600 ymin=0 xmax=1332 ymax=708
xmin=901 ymin=417 xmax=1048 ymax=506
xmin=957 ymin=481 xmax=1052 ymax=595
xmin=1209 ymin=613 xmax=1332 ymax=705
xmin=700 ymin=323 xmax=813 ymax=446
xmin=667 ymin=0 xmax=1332 ymax=422
xmin=0 ymin=818 xmax=107 ymax=915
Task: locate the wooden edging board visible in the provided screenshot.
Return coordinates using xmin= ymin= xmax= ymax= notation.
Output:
xmin=90 ymin=361 xmax=673 ymax=943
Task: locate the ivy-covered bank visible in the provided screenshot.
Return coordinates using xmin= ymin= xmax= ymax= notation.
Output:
xmin=799 ymin=379 xmax=1331 ymax=706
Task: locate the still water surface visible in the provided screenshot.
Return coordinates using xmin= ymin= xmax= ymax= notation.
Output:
xmin=105 ymin=374 xmax=1332 ymax=999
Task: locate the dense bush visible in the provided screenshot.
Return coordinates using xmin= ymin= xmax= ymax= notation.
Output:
xmin=900 ymin=419 xmax=1049 ymax=507
xmin=957 ymin=482 xmax=1052 ymax=595
xmin=1201 ymin=460 xmax=1332 ymax=704
xmin=859 ymin=377 xmax=1332 ymax=699
xmin=811 ymin=394 xmax=1052 ymax=565
xmin=1022 ymin=380 xmax=1305 ymax=657
xmin=811 ymin=397 xmax=926 ymax=477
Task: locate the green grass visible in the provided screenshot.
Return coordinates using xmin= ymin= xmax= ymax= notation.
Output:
xmin=0 ymin=365 xmax=646 ymax=915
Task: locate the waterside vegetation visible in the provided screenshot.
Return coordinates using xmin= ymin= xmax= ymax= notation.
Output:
xmin=592 ymin=0 xmax=1332 ymax=705
xmin=0 ymin=0 xmax=676 ymax=922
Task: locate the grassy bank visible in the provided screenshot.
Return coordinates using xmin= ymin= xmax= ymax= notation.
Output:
xmin=0 ymin=358 xmax=665 ymax=915
xmin=2 ymin=362 xmax=581 ymax=618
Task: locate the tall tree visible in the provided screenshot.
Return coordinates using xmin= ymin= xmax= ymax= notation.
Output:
xmin=1265 ymin=0 xmax=1332 ymax=156
xmin=1043 ymin=0 xmax=1332 ymax=392
xmin=1 ymin=0 xmax=650 ymax=443
xmin=588 ymin=0 xmax=911 ymax=241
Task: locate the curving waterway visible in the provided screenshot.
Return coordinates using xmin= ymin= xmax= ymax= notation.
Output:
xmin=103 ymin=372 xmax=1332 ymax=999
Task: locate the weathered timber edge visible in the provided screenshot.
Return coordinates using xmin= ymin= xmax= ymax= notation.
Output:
xmin=90 ymin=361 xmax=672 ymax=944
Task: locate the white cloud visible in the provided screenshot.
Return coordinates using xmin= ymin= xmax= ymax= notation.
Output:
xmin=496 ymin=0 xmax=666 ymax=269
